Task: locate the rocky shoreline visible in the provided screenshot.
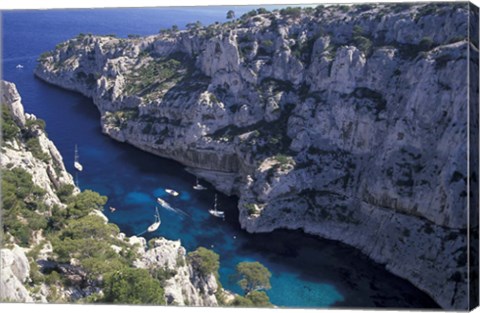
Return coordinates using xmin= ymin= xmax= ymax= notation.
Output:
xmin=33 ymin=3 xmax=478 ymax=309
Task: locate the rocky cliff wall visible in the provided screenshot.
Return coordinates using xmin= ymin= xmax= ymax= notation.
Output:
xmin=34 ymin=3 xmax=478 ymax=309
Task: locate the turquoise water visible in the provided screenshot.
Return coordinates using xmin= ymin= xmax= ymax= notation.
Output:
xmin=2 ymin=7 xmax=439 ymax=308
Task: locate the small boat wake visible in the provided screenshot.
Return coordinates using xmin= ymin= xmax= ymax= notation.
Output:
xmin=136 ymin=229 xmax=147 ymax=237
xmin=157 ymin=197 xmax=189 ymax=217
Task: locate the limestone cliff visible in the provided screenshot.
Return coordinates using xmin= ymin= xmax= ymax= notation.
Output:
xmin=0 ymin=81 xmax=223 ymax=305
xmin=34 ymin=3 xmax=478 ymax=309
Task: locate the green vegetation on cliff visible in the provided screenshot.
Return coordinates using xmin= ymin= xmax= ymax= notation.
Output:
xmin=2 ymin=167 xmax=48 ymax=246
xmin=187 ymin=247 xmax=220 ymax=278
xmin=103 ymin=268 xmax=165 ymax=304
xmin=2 ymin=104 xmax=274 ymax=306
xmin=230 ymin=261 xmax=272 ymax=307
xmin=2 ymin=105 xmax=20 ymax=141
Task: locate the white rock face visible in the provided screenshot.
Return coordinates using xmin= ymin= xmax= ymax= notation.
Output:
xmin=0 ymin=246 xmax=33 ymax=302
xmin=0 ymin=80 xmax=79 ymax=303
xmin=1 ymin=81 xmax=26 ymax=127
xmin=133 ymin=237 xmax=219 ymax=306
xmin=1 ymin=81 xmax=77 ymax=208
xmin=34 ymin=3 xmax=476 ymax=310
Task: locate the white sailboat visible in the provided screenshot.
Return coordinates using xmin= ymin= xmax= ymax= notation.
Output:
xmin=193 ymin=177 xmax=207 ymax=190
xmin=147 ymin=207 xmax=161 ymax=232
xmin=74 ymin=145 xmax=83 ymax=171
xmin=165 ymin=189 xmax=179 ymax=196
xmin=16 ymin=64 xmax=24 ymax=69
xmin=208 ymin=194 xmax=225 ymax=219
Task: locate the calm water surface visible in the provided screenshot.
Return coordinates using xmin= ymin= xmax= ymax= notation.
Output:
xmin=2 ymin=7 xmax=439 ymax=308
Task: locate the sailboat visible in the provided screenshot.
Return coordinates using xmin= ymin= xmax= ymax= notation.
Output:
xmin=147 ymin=207 xmax=161 ymax=232
xmin=74 ymin=145 xmax=83 ymax=171
xmin=208 ymin=194 xmax=225 ymax=219
xmin=193 ymin=177 xmax=207 ymax=190
xmin=16 ymin=64 xmax=24 ymax=69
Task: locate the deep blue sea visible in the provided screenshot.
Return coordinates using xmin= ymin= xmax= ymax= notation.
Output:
xmin=2 ymin=7 xmax=439 ymax=308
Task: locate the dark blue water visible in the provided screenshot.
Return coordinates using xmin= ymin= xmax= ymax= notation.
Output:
xmin=2 ymin=8 xmax=439 ymax=309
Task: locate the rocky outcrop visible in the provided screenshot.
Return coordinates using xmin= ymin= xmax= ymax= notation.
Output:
xmin=0 ymin=246 xmax=33 ymax=302
xmin=134 ymin=237 xmax=219 ymax=306
xmin=34 ymin=3 xmax=478 ymax=309
xmin=1 ymin=80 xmax=78 ymax=303
xmin=1 ymin=80 xmax=77 ymax=208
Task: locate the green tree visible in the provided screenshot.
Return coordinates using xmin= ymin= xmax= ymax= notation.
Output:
xmin=2 ymin=167 xmax=47 ymax=246
xmin=51 ymin=215 xmax=131 ymax=278
xmin=235 ymin=261 xmax=271 ymax=295
xmin=66 ymin=189 xmax=107 ymax=218
xmin=246 ymin=290 xmax=272 ymax=307
xmin=60 ymin=214 xmax=119 ymax=240
xmin=187 ymin=247 xmax=220 ymax=277
xmin=231 ymin=295 xmax=254 ymax=307
xmin=230 ymin=291 xmax=272 ymax=307
xmin=280 ymin=7 xmax=302 ymax=18
xmin=257 ymin=8 xmax=269 ymax=15
xmin=103 ymin=268 xmax=165 ymax=304
xmin=2 ymin=105 xmax=20 ymax=141
xmin=226 ymin=10 xmax=235 ymax=19
xmin=56 ymin=184 xmax=75 ymax=203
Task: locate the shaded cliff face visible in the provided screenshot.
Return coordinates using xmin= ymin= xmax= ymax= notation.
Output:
xmin=34 ymin=3 xmax=477 ymax=309
xmin=0 ymin=81 xmax=221 ymax=306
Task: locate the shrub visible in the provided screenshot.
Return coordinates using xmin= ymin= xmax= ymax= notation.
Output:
xmin=241 ymin=10 xmax=257 ymax=20
xmin=419 ymin=37 xmax=434 ymax=51
xmin=66 ymin=189 xmax=107 ymax=219
xmin=26 ymin=138 xmax=50 ymax=162
xmin=1 ymin=105 xmax=20 ymax=141
xmin=231 ymin=295 xmax=254 ymax=307
xmin=337 ymin=5 xmax=350 ymax=13
xmin=26 ymin=118 xmax=46 ymax=132
xmin=56 ymin=184 xmax=75 ymax=203
xmin=2 ymin=167 xmax=48 ymax=246
xmin=257 ymin=8 xmax=269 ymax=15
xmin=273 ymin=154 xmax=291 ymax=165
xmin=245 ymin=203 xmax=259 ymax=216
xmin=103 ymin=268 xmax=165 ymax=304
xmin=280 ymin=7 xmax=302 ymax=18
xmin=353 ymin=35 xmax=373 ymax=56
xmin=187 ymin=247 xmax=220 ymax=277
xmin=262 ymin=39 xmax=274 ymax=48
xmin=246 ymin=290 xmax=272 ymax=307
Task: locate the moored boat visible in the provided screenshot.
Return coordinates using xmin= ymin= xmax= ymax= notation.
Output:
xmin=165 ymin=188 xmax=179 ymax=196
xmin=147 ymin=207 xmax=161 ymax=232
